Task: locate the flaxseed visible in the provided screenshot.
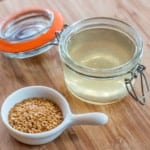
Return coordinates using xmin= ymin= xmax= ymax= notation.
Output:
xmin=8 ymin=97 xmax=63 ymax=133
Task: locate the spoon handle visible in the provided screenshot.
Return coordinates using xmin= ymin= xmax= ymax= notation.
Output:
xmin=70 ymin=112 xmax=108 ymax=126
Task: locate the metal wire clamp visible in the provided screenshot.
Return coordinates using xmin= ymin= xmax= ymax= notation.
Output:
xmin=125 ymin=64 xmax=150 ymax=105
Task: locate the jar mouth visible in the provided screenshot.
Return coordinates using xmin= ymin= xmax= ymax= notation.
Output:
xmin=59 ymin=17 xmax=143 ymax=78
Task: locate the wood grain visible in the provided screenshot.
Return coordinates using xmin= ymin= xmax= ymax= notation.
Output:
xmin=0 ymin=0 xmax=150 ymax=150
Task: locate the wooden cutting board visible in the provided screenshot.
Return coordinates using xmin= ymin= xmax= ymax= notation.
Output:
xmin=0 ymin=0 xmax=150 ymax=150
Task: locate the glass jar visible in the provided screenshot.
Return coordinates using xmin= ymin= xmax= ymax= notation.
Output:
xmin=59 ymin=17 xmax=149 ymax=105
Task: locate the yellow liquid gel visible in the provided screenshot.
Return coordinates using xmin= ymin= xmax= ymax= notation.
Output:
xmin=64 ymin=28 xmax=136 ymax=104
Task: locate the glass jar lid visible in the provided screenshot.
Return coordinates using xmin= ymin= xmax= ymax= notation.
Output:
xmin=0 ymin=8 xmax=64 ymax=53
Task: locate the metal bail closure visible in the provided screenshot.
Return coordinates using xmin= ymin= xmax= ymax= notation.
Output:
xmin=37 ymin=24 xmax=68 ymax=49
xmin=53 ymin=24 xmax=69 ymax=45
xmin=125 ymin=64 xmax=150 ymax=105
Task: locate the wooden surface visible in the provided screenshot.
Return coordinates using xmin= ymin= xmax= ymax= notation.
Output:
xmin=0 ymin=0 xmax=150 ymax=149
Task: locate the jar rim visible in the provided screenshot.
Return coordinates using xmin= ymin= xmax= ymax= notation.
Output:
xmin=59 ymin=17 xmax=143 ymax=78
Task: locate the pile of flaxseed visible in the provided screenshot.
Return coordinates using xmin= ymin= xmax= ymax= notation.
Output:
xmin=8 ymin=97 xmax=63 ymax=133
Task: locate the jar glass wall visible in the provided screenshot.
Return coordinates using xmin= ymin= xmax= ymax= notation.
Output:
xmin=59 ymin=18 xmax=143 ymax=105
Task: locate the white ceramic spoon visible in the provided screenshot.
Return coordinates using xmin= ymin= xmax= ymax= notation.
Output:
xmin=1 ymin=86 xmax=108 ymax=145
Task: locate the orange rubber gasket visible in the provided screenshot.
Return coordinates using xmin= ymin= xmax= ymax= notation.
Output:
xmin=0 ymin=8 xmax=64 ymax=53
